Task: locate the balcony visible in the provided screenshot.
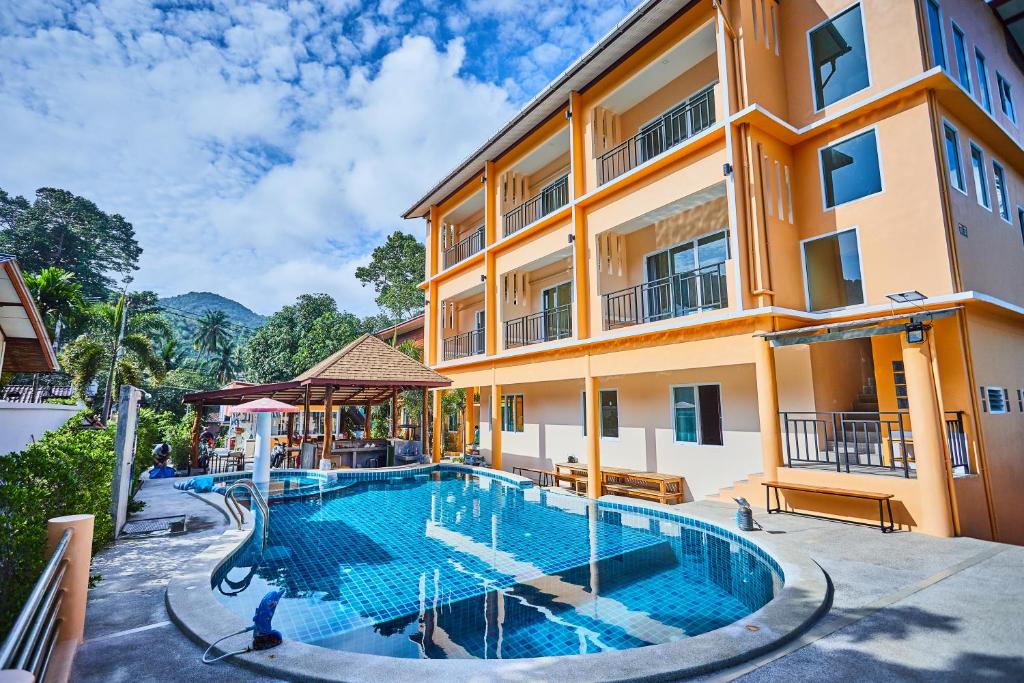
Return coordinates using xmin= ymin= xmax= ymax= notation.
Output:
xmin=504 ymin=304 xmax=572 ymax=349
xmin=503 ymin=173 xmax=569 ymax=238
xmin=597 ymin=85 xmax=716 ymax=186
xmin=443 ymin=226 xmax=484 ymax=269
xmin=442 ymin=329 xmax=484 ymax=361
xmin=602 ymin=262 xmax=727 ymax=330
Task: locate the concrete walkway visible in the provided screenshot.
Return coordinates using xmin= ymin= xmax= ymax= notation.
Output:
xmin=72 ymin=480 xmax=1024 ymax=682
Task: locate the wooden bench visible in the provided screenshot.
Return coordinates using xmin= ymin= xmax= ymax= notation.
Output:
xmin=511 ymin=466 xmax=557 ymax=486
xmin=602 ymin=483 xmax=683 ymax=505
xmin=762 ymin=480 xmax=895 ymax=533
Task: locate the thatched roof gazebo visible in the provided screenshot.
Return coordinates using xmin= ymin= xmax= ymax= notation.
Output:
xmin=182 ymin=333 xmax=450 ymax=465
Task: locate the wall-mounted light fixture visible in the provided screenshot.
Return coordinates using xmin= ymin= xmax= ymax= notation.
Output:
xmin=904 ymin=322 xmax=926 ymax=344
xmin=568 ymin=233 xmax=575 ymax=243
xmin=722 ymin=163 xmax=733 ymax=176
xmin=480 ymin=274 xmax=487 ymax=282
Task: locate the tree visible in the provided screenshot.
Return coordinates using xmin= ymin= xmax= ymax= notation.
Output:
xmin=159 ymin=337 xmax=186 ymax=372
xmin=207 ymin=343 xmax=243 ymax=385
xmin=292 ymin=311 xmax=366 ymax=372
xmin=193 ymin=310 xmax=232 ymax=362
xmin=59 ymin=296 xmax=169 ymax=415
xmin=0 ymin=187 xmax=142 ymax=299
xmin=354 ymin=231 xmax=425 ymax=339
xmin=23 ymin=267 xmax=85 ymax=342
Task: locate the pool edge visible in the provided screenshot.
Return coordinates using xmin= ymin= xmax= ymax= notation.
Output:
xmin=166 ymin=468 xmax=830 ymax=682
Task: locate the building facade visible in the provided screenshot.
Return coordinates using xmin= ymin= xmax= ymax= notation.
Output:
xmin=405 ymin=0 xmax=1024 ymax=543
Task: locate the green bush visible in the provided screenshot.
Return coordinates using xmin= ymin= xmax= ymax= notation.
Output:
xmin=161 ymin=409 xmax=195 ymax=471
xmin=0 ymin=412 xmax=116 ymax=634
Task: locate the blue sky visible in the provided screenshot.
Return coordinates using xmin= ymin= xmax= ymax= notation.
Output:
xmin=0 ymin=0 xmax=640 ymax=315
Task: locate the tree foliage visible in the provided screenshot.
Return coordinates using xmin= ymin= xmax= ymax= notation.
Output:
xmin=0 ymin=187 xmax=142 ymax=299
xmin=23 ymin=266 xmax=86 ymax=340
xmin=354 ymin=231 xmax=425 ymax=327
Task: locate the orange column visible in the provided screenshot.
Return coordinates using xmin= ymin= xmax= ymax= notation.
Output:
xmin=755 ymin=334 xmax=782 ymax=482
xmin=569 ymin=91 xmax=590 ymax=341
xmin=432 ymin=389 xmax=443 ymax=463
xmin=48 ymin=514 xmax=94 ymax=644
xmin=902 ymin=331 xmax=955 ymax=537
xmin=463 ymin=387 xmax=477 ymax=452
xmin=584 ymin=374 xmax=601 ymax=498
xmin=490 ymin=384 xmax=503 ymax=471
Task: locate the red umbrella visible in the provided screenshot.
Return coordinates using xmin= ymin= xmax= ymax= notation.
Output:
xmin=225 ymin=398 xmax=301 ymax=415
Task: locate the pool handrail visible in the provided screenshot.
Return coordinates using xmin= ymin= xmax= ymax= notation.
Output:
xmin=224 ymin=479 xmax=269 ymax=549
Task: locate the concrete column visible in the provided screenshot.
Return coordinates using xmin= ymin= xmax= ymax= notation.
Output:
xmin=584 ymin=375 xmax=601 ymax=498
xmin=253 ymin=411 xmax=272 ymax=484
xmin=754 ymin=335 xmax=782 ymax=481
xmin=47 ymin=514 xmax=94 ymax=645
xmin=432 ymin=389 xmax=443 ymax=463
xmin=490 ymin=384 xmax=503 ymax=471
xmin=902 ymin=332 xmax=955 ymax=537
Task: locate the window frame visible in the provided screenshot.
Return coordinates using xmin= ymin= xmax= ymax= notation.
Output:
xmin=598 ymin=388 xmax=619 ymax=440
xmin=985 ymin=386 xmax=1009 ymax=415
xmin=997 ymin=72 xmax=1017 ymax=125
xmin=942 ymin=119 xmax=967 ymax=195
xmin=1017 ymin=206 xmax=1024 ymax=248
xmin=669 ymin=383 xmax=724 ymax=446
xmin=800 ymin=226 xmax=867 ymax=313
xmin=992 ymin=160 xmax=1011 ymax=223
xmin=818 ymin=125 xmax=885 ymax=211
xmin=952 ymin=22 xmax=972 ymax=94
xmin=806 ymin=1 xmax=873 ymax=112
xmin=500 ymin=393 xmax=524 ymax=433
xmin=925 ymin=0 xmax=947 ymax=71
xmin=969 ymin=142 xmax=991 ymax=210
xmin=974 ymin=47 xmax=992 ymax=114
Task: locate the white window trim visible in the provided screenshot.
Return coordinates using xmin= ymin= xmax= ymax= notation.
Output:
xmin=925 ymin=0 xmax=947 ymax=70
xmin=969 ymin=141 xmax=992 ymax=211
xmin=806 ymin=1 xmax=873 ymax=113
xmin=974 ymin=47 xmax=992 ymax=113
xmin=941 ymin=118 xmax=968 ymax=196
xmin=669 ymin=383 xmax=724 ymax=446
xmin=951 ymin=22 xmax=972 ymax=95
xmin=992 ymin=160 xmax=1012 ymax=224
xmin=818 ymin=125 xmax=885 ymax=212
xmin=800 ymin=226 xmax=867 ymax=313
xmin=996 ymin=72 xmax=1018 ymax=126
xmin=598 ymin=388 xmax=619 ymax=441
xmin=985 ymin=386 xmax=1009 ymax=415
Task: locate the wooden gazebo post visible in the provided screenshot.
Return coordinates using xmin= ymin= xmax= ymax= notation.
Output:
xmin=364 ymin=402 xmax=372 ymax=438
xmin=390 ymin=389 xmax=398 ymax=438
xmin=190 ymin=402 xmax=203 ymax=468
xmin=420 ymin=386 xmax=428 ymax=457
xmin=286 ymin=413 xmax=295 ymax=448
xmin=322 ymin=385 xmax=335 ymax=460
xmin=302 ymin=385 xmax=311 ymax=444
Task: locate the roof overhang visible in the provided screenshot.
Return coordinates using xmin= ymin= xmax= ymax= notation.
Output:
xmin=991 ymin=0 xmax=1024 ymax=69
xmin=0 ymin=255 xmax=58 ymax=373
xmin=401 ymin=0 xmax=701 ymax=219
xmin=758 ymin=308 xmax=961 ymax=348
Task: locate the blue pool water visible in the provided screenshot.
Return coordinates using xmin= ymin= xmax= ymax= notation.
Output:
xmin=214 ymin=470 xmax=780 ymax=659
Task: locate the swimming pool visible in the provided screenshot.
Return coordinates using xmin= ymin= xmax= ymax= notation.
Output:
xmin=213 ymin=468 xmax=781 ymax=660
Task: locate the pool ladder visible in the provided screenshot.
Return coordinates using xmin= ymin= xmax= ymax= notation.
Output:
xmin=224 ymin=479 xmax=270 ymax=548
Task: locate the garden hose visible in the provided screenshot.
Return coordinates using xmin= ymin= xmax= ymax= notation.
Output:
xmin=201 ymin=626 xmax=253 ymax=664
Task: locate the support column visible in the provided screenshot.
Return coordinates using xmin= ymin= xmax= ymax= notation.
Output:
xmin=286 ymin=413 xmax=295 ymax=448
xmin=432 ymin=389 xmax=443 ymax=463
xmin=190 ymin=404 xmax=202 ymax=468
xmin=364 ymin=403 xmax=372 ymax=438
xmin=390 ymin=389 xmax=398 ymax=439
xmin=253 ymin=411 xmax=272 ymax=484
xmin=420 ymin=387 xmax=428 ymax=457
xmin=584 ymin=374 xmax=601 ymax=498
xmin=47 ymin=514 xmax=94 ymax=645
xmin=490 ymin=384 xmax=502 ymax=471
xmin=302 ymin=386 xmax=311 ymax=444
xmin=321 ymin=386 xmax=334 ymax=460
xmin=464 ymin=387 xmax=477 ymax=451
xmin=902 ymin=332 xmax=955 ymax=537
xmin=754 ymin=334 xmax=782 ymax=481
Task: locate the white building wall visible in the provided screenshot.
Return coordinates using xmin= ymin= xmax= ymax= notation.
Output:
xmin=0 ymin=402 xmax=82 ymax=455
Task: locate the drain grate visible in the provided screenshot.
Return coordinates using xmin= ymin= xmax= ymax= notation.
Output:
xmin=120 ymin=515 xmax=187 ymax=536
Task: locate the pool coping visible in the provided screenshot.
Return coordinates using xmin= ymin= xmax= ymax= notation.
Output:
xmin=166 ymin=465 xmax=830 ymax=682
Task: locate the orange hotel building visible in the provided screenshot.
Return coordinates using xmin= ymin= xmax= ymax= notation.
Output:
xmin=403 ymin=0 xmax=1024 ymax=543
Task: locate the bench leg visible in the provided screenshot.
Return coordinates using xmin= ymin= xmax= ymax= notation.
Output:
xmin=765 ymin=485 xmax=772 ymax=514
xmin=878 ymin=500 xmax=885 ymax=533
xmin=885 ymin=498 xmax=895 ymax=533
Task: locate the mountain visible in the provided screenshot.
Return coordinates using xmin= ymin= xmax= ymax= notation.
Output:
xmin=158 ymin=292 xmax=266 ymax=354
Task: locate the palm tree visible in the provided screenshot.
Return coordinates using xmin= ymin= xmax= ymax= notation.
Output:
xmin=208 ymin=343 xmax=241 ymax=385
xmin=193 ymin=310 xmax=232 ymax=362
xmin=23 ymin=267 xmax=85 ymax=343
xmin=159 ymin=337 xmax=186 ymax=371
xmin=59 ymin=295 xmax=170 ymax=416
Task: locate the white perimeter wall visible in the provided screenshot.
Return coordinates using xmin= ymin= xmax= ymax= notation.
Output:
xmin=0 ymin=402 xmax=81 ymax=454
xmin=479 ymin=365 xmax=763 ymax=501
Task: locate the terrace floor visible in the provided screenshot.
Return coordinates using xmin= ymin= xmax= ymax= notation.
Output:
xmin=72 ymin=478 xmax=1024 ymax=682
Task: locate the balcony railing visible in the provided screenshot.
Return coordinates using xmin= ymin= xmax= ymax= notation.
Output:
xmin=602 ymin=262 xmax=727 ymax=330
xmin=505 ymin=304 xmax=572 ymax=349
xmin=780 ymin=410 xmax=970 ymax=478
xmin=442 ymin=329 xmax=484 ymax=361
xmin=597 ymin=85 xmax=716 ymax=186
xmin=503 ymin=173 xmax=570 ymax=237
xmin=442 ymin=226 xmax=484 ymax=270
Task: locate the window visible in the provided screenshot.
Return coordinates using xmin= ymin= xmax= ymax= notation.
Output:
xmin=975 ymin=49 xmax=992 ymax=113
xmin=943 ymin=123 xmax=966 ymax=193
xmin=672 ymin=385 xmax=723 ymax=445
xmin=446 ymin=410 xmax=459 ymax=434
xmin=892 ymin=361 xmax=909 ymax=410
xmin=809 ymin=4 xmax=870 ymax=109
xmin=982 ymin=386 xmax=1009 ymax=414
xmin=952 ymin=24 xmax=971 ymax=93
xmin=970 ymin=144 xmax=990 ymax=209
xmin=1018 ymin=207 xmax=1024 ymax=247
xmin=803 ymin=228 xmax=865 ymax=311
xmin=1018 ymin=389 xmax=1024 ymax=413
xmin=997 ymin=73 xmax=1017 ymax=124
xmin=820 ymin=128 xmax=883 ymax=208
xmin=993 ymin=161 xmax=1010 ymax=222
xmin=599 ymin=390 xmax=619 ymax=438
xmin=501 ymin=394 xmax=524 ymax=432
xmin=926 ymin=0 xmax=946 ymax=70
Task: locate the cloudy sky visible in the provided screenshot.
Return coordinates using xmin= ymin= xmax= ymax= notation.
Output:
xmin=0 ymin=0 xmax=640 ymax=315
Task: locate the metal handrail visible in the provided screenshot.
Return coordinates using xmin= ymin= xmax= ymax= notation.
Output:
xmin=442 ymin=329 xmax=484 ymax=361
xmin=0 ymin=527 xmax=72 ymax=680
xmin=224 ymin=479 xmax=270 ymax=548
xmin=442 ymin=226 xmax=484 ymax=269
xmin=502 ymin=173 xmax=569 ymax=237
xmin=504 ymin=304 xmax=573 ymax=348
xmin=602 ymin=262 xmax=727 ymax=330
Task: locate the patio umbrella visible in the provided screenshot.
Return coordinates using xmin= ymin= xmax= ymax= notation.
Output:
xmin=228 ymin=399 xmax=301 ymax=484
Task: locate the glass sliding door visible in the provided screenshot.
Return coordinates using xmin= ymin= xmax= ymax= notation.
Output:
xmin=645 ymin=229 xmax=729 ymax=322
xmin=541 ymin=281 xmax=572 ymax=341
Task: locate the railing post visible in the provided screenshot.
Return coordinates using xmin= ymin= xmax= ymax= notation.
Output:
xmin=832 ymin=412 xmax=841 ymax=472
xmin=44 ymin=514 xmax=94 ymax=682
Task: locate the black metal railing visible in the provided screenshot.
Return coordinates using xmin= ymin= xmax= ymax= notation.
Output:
xmin=0 ymin=527 xmax=72 ymax=681
xmin=442 ymin=329 xmax=485 ymax=361
xmin=505 ymin=304 xmax=572 ymax=348
xmin=503 ymin=173 xmax=569 ymax=237
xmin=780 ymin=410 xmax=970 ymax=478
xmin=603 ymin=262 xmax=727 ymax=330
xmin=598 ymin=85 xmax=716 ymax=185
xmin=443 ymin=226 xmax=484 ymax=270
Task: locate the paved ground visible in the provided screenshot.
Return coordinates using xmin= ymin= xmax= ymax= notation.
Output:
xmin=72 ymin=478 xmax=1024 ymax=682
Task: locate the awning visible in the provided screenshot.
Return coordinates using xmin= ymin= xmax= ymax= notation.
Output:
xmin=758 ymin=307 xmax=961 ymax=348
